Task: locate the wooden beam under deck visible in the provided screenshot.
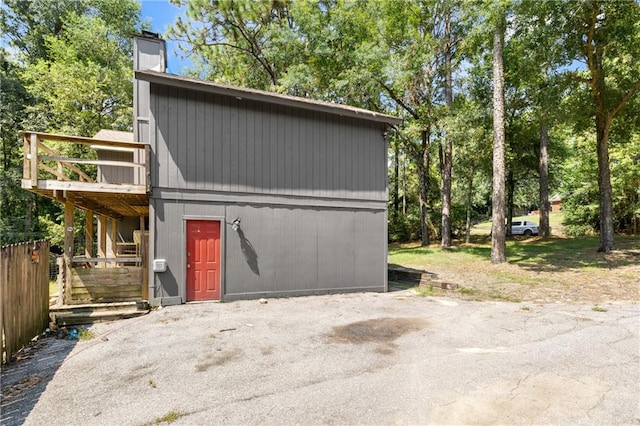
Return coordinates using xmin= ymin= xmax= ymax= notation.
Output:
xmin=22 ymin=183 xmax=148 ymax=219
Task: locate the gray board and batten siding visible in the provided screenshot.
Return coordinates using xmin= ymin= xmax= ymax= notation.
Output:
xmin=135 ymin=70 xmax=401 ymax=305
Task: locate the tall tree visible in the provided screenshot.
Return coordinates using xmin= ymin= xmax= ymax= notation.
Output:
xmin=538 ymin=122 xmax=550 ymax=237
xmin=491 ymin=7 xmax=506 ymax=263
xmin=440 ymin=3 xmax=454 ymax=248
xmin=512 ymin=1 xmax=568 ymax=239
xmin=377 ymin=0 xmax=466 ymax=246
xmin=566 ymin=0 xmax=640 ymax=251
xmin=0 ymin=49 xmax=36 ymax=244
xmin=169 ymin=0 xmax=296 ymax=90
xmin=22 ymin=10 xmax=136 ymax=135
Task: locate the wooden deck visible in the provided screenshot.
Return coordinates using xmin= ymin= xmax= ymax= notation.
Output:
xmin=22 ymin=130 xmax=150 ymax=305
xmin=21 ymin=131 xmax=149 ymax=219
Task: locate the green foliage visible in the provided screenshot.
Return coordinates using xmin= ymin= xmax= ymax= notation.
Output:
xmin=560 ymin=131 xmax=640 ymax=236
xmin=0 ymin=49 xmax=40 ymax=244
xmin=169 ymin=0 xmax=297 ymax=90
xmin=21 ymin=8 xmax=136 ymax=135
xmin=77 ymin=327 xmax=95 ymax=341
xmin=610 ymin=133 xmax=640 ymax=234
xmin=154 ymin=411 xmax=183 ymax=424
xmin=388 ymin=209 xmax=422 ymax=243
xmin=0 ymin=0 xmax=140 ymax=246
xmin=37 ymin=215 xmax=65 ymax=248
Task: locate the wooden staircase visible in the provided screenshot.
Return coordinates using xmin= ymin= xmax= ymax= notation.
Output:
xmin=50 ymin=301 xmax=149 ymax=326
xmin=388 ymin=265 xmax=459 ymax=290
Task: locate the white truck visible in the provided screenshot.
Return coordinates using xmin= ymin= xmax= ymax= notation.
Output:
xmin=509 ymin=220 xmax=539 ymax=236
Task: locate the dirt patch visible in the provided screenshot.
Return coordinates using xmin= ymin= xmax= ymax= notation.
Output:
xmin=1 ymin=375 xmax=46 ymax=401
xmin=326 ymin=317 xmax=426 ymax=346
xmin=260 ymin=346 xmax=274 ymax=356
xmin=126 ymin=363 xmax=156 ymax=383
xmin=195 ymin=348 xmax=243 ymax=372
xmin=416 ymin=260 xmax=640 ymax=304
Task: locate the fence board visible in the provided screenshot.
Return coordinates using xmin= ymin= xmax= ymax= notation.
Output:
xmin=1 ymin=240 xmax=50 ymax=364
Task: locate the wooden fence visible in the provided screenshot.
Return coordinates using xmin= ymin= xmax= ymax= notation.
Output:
xmin=1 ymin=240 xmax=50 ymax=363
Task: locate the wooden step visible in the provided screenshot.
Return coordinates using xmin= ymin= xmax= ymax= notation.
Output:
xmin=51 ymin=301 xmax=145 ymax=314
xmin=53 ymin=309 xmax=148 ymax=326
xmin=388 ymin=266 xmax=458 ymax=290
xmin=388 ymin=266 xmax=437 ymax=285
xmin=50 ymin=301 xmax=149 ymax=326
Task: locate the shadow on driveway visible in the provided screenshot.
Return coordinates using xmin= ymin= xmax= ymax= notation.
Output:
xmin=1 ymin=336 xmax=76 ymax=426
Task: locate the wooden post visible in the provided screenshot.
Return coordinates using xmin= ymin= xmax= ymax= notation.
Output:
xmin=99 ymin=215 xmax=107 ymax=268
xmin=64 ymin=201 xmax=74 ymax=304
xmin=140 ymin=216 xmax=148 ymax=300
xmin=85 ymin=210 xmax=93 ymax=260
xmin=109 ymin=218 xmax=117 ymax=267
xmin=30 ymin=133 xmax=38 ymax=187
xmin=56 ymin=257 xmax=65 ymax=306
xmin=145 ymin=145 xmax=151 ymax=193
xmin=64 ymin=201 xmax=74 ymax=260
xmin=23 ymin=135 xmax=30 ymax=180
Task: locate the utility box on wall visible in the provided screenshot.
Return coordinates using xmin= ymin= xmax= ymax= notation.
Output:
xmin=152 ymin=259 xmax=166 ymax=272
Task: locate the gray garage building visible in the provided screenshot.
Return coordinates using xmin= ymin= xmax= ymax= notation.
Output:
xmin=135 ymin=36 xmax=401 ymax=305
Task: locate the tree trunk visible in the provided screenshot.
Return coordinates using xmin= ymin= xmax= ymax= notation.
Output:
xmin=417 ymin=130 xmax=431 ymax=246
xmin=464 ymin=167 xmax=474 ymax=244
xmin=393 ymin=141 xmax=400 ymax=217
xmin=402 ymin=150 xmax=407 ymax=217
xmin=441 ymin=139 xmax=453 ymax=247
xmin=592 ymin=38 xmax=615 ymax=251
xmin=491 ymin=15 xmax=506 ymax=263
xmin=441 ymin=6 xmax=453 ymax=248
xmin=506 ymin=170 xmax=514 ymax=236
xmin=582 ymin=1 xmax=623 ymax=252
xmin=539 ymin=122 xmax=550 ymax=238
xmin=596 ymin=113 xmax=615 ymax=251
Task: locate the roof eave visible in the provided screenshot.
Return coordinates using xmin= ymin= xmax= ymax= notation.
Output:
xmin=135 ymin=70 xmax=403 ymax=126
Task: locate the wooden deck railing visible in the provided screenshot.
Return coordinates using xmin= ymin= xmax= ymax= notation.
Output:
xmin=21 ymin=131 xmax=149 ymax=194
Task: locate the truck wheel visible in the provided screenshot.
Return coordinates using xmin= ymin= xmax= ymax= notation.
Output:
xmin=524 ymin=229 xmax=532 ymax=236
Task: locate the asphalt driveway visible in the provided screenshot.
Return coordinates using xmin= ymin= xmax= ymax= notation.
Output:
xmin=3 ymin=291 xmax=639 ymax=425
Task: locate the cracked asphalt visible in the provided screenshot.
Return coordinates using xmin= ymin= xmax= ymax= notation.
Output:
xmin=3 ymin=291 xmax=639 ymax=425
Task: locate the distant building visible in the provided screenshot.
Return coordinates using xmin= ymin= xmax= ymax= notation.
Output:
xmin=550 ymin=194 xmax=563 ymax=212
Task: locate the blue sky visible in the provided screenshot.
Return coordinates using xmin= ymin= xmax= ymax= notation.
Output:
xmin=138 ymin=0 xmax=190 ymax=74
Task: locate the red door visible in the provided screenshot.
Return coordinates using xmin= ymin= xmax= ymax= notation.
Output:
xmin=186 ymin=220 xmax=221 ymax=301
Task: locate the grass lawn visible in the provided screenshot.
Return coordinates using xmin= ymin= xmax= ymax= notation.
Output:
xmin=390 ymin=235 xmax=639 ymax=270
xmin=389 ymin=229 xmax=640 ymax=304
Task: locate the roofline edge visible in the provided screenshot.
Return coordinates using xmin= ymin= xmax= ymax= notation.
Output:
xmin=135 ymin=70 xmax=403 ymax=126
